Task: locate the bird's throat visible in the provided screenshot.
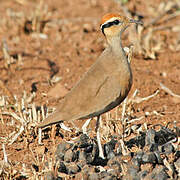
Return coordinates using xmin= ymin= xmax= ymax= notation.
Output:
xmin=107 ymin=35 xmax=127 ymax=61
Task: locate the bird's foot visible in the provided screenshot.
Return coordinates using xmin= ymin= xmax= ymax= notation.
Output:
xmin=59 ymin=122 xmax=72 ymax=132
xmin=97 ymin=129 xmax=105 ymax=159
xmin=82 ymin=118 xmax=92 ymax=134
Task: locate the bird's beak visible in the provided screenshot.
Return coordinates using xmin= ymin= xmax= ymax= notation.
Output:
xmin=129 ymin=19 xmax=143 ymax=25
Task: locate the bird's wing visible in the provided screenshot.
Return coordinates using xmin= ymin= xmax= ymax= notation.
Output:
xmin=38 ymin=50 xmax=129 ymax=128
xmin=59 ymin=66 xmax=126 ymax=122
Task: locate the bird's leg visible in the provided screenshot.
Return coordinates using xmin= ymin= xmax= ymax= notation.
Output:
xmin=59 ymin=122 xmax=72 ymax=132
xmin=38 ymin=127 xmax=42 ymax=145
xmin=121 ymin=97 xmax=127 ymax=141
xmin=82 ymin=118 xmax=92 ymax=134
xmin=69 ymin=120 xmax=81 ymax=133
xmin=51 ymin=125 xmax=56 ymax=144
xmin=96 ymin=115 xmax=105 ymax=159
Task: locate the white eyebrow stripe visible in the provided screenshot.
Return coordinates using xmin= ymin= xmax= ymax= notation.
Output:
xmin=100 ymin=17 xmax=120 ymax=29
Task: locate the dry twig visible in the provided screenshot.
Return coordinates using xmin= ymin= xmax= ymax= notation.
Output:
xmin=160 ymin=83 xmax=180 ymax=98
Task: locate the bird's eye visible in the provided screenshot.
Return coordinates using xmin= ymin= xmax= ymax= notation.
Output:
xmin=101 ymin=19 xmax=121 ymax=35
xmin=113 ymin=20 xmax=120 ymax=25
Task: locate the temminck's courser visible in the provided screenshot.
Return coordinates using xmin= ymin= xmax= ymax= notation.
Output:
xmin=38 ymin=13 xmax=142 ymax=157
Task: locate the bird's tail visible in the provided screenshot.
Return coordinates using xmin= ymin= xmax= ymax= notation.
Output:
xmin=37 ymin=111 xmax=63 ymax=128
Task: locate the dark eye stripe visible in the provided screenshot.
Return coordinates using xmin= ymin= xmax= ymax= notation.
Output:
xmin=101 ymin=19 xmax=121 ymax=35
xmin=113 ymin=20 xmax=120 ymax=25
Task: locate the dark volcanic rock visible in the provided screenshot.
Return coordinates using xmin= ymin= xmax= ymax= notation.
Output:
xmin=57 ymin=161 xmax=68 ymax=174
xmin=107 ymin=156 xmax=122 ymax=174
xmin=125 ymin=132 xmax=146 ymax=149
xmin=46 ymin=126 xmax=179 ymax=180
xmin=55 ymin=142 xmax=73 ymax=161
xmin=145 ymin=165 xmax=169 ymax=180
xmin=154 ymin=151 xmax=163 ymax=164
xmin=66 ymin=162 xmax=80 ymax=174
xmin=142 ymin=152 xmax=157 ymax=164
xmin=145 ymin=129 xmax=156 ymax=146
xmin=132 ymin=151 xmax=144 ymax=166
xmin=104 ymin=138 xmax=117 ymax=159
xmin=160 ymin=142 xmax=175 ymax=154
xmin=88 ymin=172 xmax=99 ymax=180
xmin=78 ymin=150 xmax=87 ymax=162
xmin=64 ymin=149 xmax=74 ymax=162
xmin=101 ymin=175 xmax=116 ymax=180
xmin=44 ymin=172 xmax=56 ymax=180
xmin=174 ymin=158 xmax=180 ymax=173
xmin=138 ymin=170 xmax=149 ymax=179
xmin=155 ymin=126 xmax=176 ymax=145
xmin=123 ymin=164 xmax=140 ymax=180
xmin=78 ymin=134 xmax=91 ymax=148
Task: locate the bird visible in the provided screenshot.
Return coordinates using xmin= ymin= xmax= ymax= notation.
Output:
xmin=38 ymin=13 xmax=142 ymax=158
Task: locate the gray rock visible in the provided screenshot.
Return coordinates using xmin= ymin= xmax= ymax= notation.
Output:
xmin=66 ymin=162 xmax=80 ymax=174
xmin=79 ymin=134 xmax=91 ymax=148
xmin=161 ymin=143 xmax=174 ymax=154
xmin=78 ymin=151 xmax=87 ymax=161
xmin=154 ymin=151 xmax=163 ymax=164
xmin=132 ymin=151 xmax=144 ymax=166
xmin=64 ymin=149 xmax=74 ymax=162
xmin=146 ymin=165 xmax=169 ymax=180
xmin=100 ymin=171 xmax=109 ymax=178
xmin=57 ymin=161 xmax=68 ymax=174
xmin=102 ymin=175 xmax=116 ymax=180
xmin=145 ymin=129 xmax=156 ymax=146
xmin=44 ymin=171 xmax=56 ymax=180
xmin=123 ymin=167 xmax=140 ymax=180
xmin=104 ymin=138 xmax=117 ymax=159
xmin=55 ymin=142 xmax=73 ymax=161
xmin=174 ymin=158 xmax=180 ymax=174
xmin=88 ymin=172 xmax=100 ymax=180
xmin=107 ymin=156 xmax=122 ymax=173
xmin=138 ymin=170 xmax=148 ymax=179
xmin=77 ymin=160 xmax=86 ymax=169
xmin=127 ymin=165 xmax=140 ymax=177
xmin=142 ymin=152 xmax=157 ymax=164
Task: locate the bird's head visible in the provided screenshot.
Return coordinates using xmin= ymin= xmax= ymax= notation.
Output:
xmin=100 ymin=13 xmax=142 ymax=37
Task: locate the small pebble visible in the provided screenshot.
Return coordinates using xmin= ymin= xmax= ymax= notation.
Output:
xmin=55 ymin=142 xmax=73 ymax=161
xmin=64 ymin=149 xmax=74 ymax=162
xmin=66 ymin=162 xmax=80 ymax=174
xmin=146 ymin=165 xmax=169 ymax=180
xmin=58 ymin=161 xmax=68 ymax=174
xmin=104 ymin=138 xmax=117 ymax=159
xmin=142 ymin=152 xmax=157 ymax=164
xmin=123 ymin=164 xmax=140 ymax=180
xmin=78 ymin=151 xmax=87 ymax=162
xmin=44 ymin=172 xmax=56 ymax=180
xmin=50 ymin=127 xmax=178 ymax=179
xmin=145 ymin=129 xmax=156 ymax=146
xmin=174 ymin=158 xmax=180 ymax=172
xmin=138 ymin=170 xmax=149 ymax=179
xmin=107 ymin=156 xmax=122 ymax=173
xmin=88 ymin=172 xmax=99 ymax=180
xmin=132 ymin=151 xmax=144 ymax=166
xmin=161 ymin=143 xmax=174 ymax=154
xmin=154 ymin=151 xmax=163 ymax=164
xmin=102 ymin=175 xmax=116 ymax=180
